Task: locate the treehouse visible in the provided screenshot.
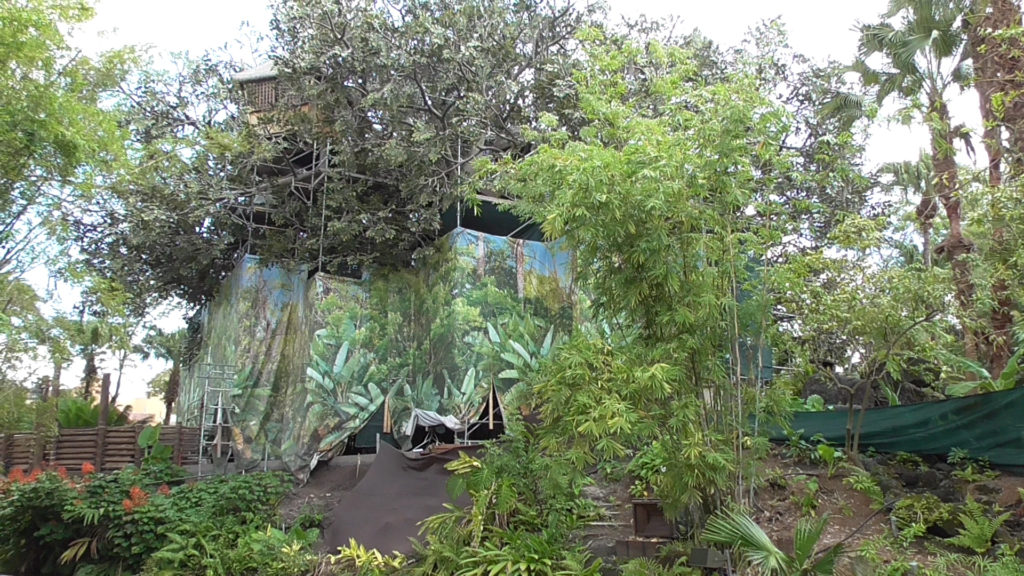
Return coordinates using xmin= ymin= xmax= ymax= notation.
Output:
xmin=229 ymin=64 xmax=326 ymax=234
xmin=177 ymin=64 xmax=773 ymax=480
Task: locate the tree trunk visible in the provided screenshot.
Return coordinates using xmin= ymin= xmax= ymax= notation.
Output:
xmin=82 ymin=349 xmax=97 ymax=398
xmin=163 ymin=360 xmax=181 ymax=425
xmin=920 ymin=220 xmax=933 ymax=269
xmin=968 ymin=0 xmax=1023 ymax=377
xmin=985 ymin=0 xmax=1024 ymax=173
xmin=111 ymin=350 xmax=128 ymax=407
xmin=930 ymin=97 xmax=978 ymax=361
xmin=51 ymin=361 xmax=61 ymax=398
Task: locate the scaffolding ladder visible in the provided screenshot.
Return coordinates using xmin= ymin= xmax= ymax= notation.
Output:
xmin=197 ymin=364 xmax=236 ymax=476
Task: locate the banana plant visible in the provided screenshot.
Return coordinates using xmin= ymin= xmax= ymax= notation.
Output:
xmin=442 ymin=367 xmax=488 ymax=422
xmin=306 ymin=323 xmax=398 ymax=451
xmin=944 ymin=345 xmax=1024 ymax=397
xmin=481 ymin=320 xmax=557 ymax=385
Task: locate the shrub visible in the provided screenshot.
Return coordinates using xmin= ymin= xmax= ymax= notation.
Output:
xmin=413 ymin=431 xmax=602 ymax=576
xmin=891 ymin=494 xmax=953 ymax=542
xmin=946 ymin=498 xmax=1011 ymax=555
xmin=0 ymin=468 xmax=78 ymax=574
xmin=57 ymin=397 xmax=131 ymax=428
xmin=0 ymin=464 xmax=295 ymax=576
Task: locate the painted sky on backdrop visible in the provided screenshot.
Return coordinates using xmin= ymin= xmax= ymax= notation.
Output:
xmin=64 ymin=0 xmax=983 ymax=401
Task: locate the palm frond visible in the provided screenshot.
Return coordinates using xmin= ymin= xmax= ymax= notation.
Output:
xmin=704 ymin=509 xmax=790 ymax=576
xmin=793 ymin=515 xmax=829 ymax=566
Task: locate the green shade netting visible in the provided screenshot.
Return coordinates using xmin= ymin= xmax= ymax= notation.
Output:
xmin=768 ymin=387 xmax=1024 ymax=467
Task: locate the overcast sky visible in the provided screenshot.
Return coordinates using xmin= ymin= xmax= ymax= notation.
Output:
xmin=64 ymin=0 xmax=981 ymax=401
xmin=74 ymin=0 xmax=982 ymax=167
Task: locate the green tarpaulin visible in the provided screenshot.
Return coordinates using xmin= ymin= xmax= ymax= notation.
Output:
xmin=769 ymin=387 xmax=1024 ymax=467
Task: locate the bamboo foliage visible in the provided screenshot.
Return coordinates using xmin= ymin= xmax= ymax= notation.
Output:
xmin=489 ymin=31 xmax=786 ymax=516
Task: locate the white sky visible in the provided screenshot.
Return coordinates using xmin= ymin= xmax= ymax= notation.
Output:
xmin=60 ymin=0 xmax=982 ymax=401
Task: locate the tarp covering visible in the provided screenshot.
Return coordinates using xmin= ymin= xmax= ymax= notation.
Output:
xmin=179 ymin=227 xmax=574 ymax=478
xmin=769 ymin=387 xmax=1024 ymax=467
xmin=323 ymin=443 xmax=474 ymax=555
xmin=404 ymin=410 xmax=465 ymax=437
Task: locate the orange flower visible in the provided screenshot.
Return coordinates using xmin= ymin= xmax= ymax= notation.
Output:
xmin=26 ymin=469 xmax=41 ymax=483
xmin=81 ymin=462 xmax=95 ymax=476
xmin=122 ymin=499 xmax=134 ymax=513
xmin=8 ymin=468 xmax=25 ymax=483
xmin=56 ymin=467 xmax=68 ymax=480
xmin=129 ymin=485 xmax=149 ymax=508
xmin=157 ymin=484 xmax=171 ymax=496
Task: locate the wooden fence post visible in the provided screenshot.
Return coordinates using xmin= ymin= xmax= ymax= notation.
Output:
xmin=173 ymin=425 xmax=183 ymax=465
xmin=133 ymin=424 xmax=144 ymax=467
xmin=95 ymin=374 xmax=111 ymax=471
xmin=31 ymin=377 xmax=52 ymax=470
xmin=1 ymin=433 xmax=8 ymax=471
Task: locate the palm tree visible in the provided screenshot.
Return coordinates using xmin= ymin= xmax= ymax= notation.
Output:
xmin=965 ymin=0 xmax=1024 ymax=378
xmin=853 ymin=0 xmax=979 ymax=360
xmin=881 ymin=153 xmax=938 ymax=268
xmin=703 ymin=509 xmax=843 ymax=576
xmin=141 ymin=328 xmax=186 ymax=425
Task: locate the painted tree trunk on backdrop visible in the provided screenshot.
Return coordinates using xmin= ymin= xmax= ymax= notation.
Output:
xmin=515 ymin=239 xmax=526 ymax=302
xmin=476 ymin=232 xmax=486 ymax=280
xmin=930 ymin=97 xmax=978 ymax=362
xmin=968 ymin=0 xmax=1023 ymax=378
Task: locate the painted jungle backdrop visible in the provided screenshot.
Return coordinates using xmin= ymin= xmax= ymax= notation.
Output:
xmin=177 ymin=228 xmax=574 ymax=476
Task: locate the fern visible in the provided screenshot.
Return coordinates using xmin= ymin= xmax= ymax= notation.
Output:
xmin=842 ymin=466 xmax=885 ymax=510
xmin=946 ymin=498 xmax=1011 ymax=554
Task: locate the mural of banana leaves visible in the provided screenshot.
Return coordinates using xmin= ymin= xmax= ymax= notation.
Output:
xmin=179 ymin=228 xmax=575 ymax=479
xmin=306 ymin=325 xmax=401 ymax=453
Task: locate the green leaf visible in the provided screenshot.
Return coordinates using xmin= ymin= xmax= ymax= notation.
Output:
xmin=138 ymin=425 xmax=160 ymax=448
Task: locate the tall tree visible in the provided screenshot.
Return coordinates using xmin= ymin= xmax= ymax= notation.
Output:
xmin=966 ymin=0 xmax=1024 ymax=377
xmin=854 ymin=0 xmax=979 ymax=359
xmin=0 ymin=0 xmax=131 ymax=279
xmin=65 ymin=55 xmax=249 ymax=309
xmin=0 ymin=0 xmax=133 ymax=390
xmin=745 ymin=21 xmax=878 ymax=257
xmin=256 ymin=0 xmax=603 ymax=273
xmin=141 ymin=328 xmax=186 ymax=424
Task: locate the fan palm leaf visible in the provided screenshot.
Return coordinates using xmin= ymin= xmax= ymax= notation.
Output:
xmin=704 ymin=509 xmax=791 ymax=575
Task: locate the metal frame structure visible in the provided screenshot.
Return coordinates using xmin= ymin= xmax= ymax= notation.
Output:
xmin=195 ymin=363 xmax=237 ymax=477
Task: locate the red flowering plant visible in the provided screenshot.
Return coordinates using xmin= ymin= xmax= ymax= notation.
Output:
xmin=2 ymin=461 xmax=293 ymax=575
xmin=4 ymin=467 xmax=26 ymax=485
xmin=0 ymin=468 xmax=78 ymax=574
xmin=60 ymin=466 xmax=173 ymax=568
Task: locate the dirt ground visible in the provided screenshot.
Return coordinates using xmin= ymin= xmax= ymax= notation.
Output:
xmin=279 ymin=453 xmax=374 ymax=534
xmin=278 ymin=446 xmax=1024 ymax=570
xmin=753 ymin=454 xmax=891 ymax=570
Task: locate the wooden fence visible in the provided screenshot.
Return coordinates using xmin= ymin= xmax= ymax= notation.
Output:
xmin=0 ymin=425 xmax=201 ymax=472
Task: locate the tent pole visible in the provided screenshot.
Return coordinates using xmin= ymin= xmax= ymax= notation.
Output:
xmin=488 ymin=384 xmax=494 ymax=430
